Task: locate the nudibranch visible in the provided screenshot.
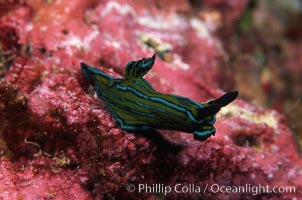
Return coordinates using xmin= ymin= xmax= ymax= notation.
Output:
xmin=81 ymin=54 xmax=238 ymax=141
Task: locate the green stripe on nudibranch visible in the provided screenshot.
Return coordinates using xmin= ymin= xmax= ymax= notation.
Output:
xmin=81 ymin=54 xmax=238 ymax=141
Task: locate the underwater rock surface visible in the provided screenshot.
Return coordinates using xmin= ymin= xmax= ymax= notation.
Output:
xmin=0 ymin=0 xmax=301 ymax=199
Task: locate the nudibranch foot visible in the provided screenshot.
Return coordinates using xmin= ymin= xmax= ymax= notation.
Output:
xmin=193 ymin=129 xmax=216 ymax=141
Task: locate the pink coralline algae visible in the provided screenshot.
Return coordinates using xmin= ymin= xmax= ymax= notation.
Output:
xmin=0 ymin=0 xmax=301 ymax=199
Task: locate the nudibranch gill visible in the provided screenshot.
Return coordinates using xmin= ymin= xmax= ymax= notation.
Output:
xmin=81 ymin=54 xmax=238 ymax=141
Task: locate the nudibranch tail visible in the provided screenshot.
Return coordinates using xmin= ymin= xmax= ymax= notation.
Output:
xmin=81 ymin=62 xmax=92 ymax=81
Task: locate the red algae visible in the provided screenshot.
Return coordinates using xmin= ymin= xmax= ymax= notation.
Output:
xmin=0 ymin=0 xmax=301 ymax=199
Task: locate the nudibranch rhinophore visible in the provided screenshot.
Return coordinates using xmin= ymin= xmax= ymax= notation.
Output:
xmin=81 ymin=54 xmax=238 ymax=141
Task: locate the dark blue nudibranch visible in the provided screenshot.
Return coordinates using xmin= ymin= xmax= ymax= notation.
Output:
xmin=81 ymin=54 xmax=238 ymax=141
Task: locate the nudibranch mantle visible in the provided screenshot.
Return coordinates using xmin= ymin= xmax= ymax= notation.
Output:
xmin=81 ymin=54 xmax=238 ymax=141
